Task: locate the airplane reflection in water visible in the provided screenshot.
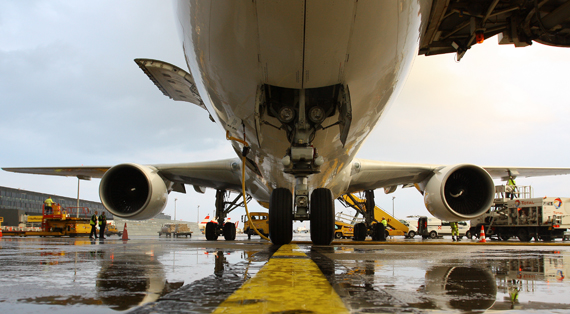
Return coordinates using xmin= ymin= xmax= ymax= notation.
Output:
xmin=5 ymin=239 xmax=570 ymax=313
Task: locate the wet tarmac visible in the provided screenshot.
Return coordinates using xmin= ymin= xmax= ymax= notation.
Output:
xmin=1 ymin=234 xmax=570 ymax=313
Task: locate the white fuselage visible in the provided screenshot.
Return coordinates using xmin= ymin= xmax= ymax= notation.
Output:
xmin=176 ymin=0 xmax=433 ymax=202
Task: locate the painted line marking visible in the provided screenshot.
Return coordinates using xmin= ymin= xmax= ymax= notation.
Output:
xmin=213 ymin=244 xmax=349 ymax=314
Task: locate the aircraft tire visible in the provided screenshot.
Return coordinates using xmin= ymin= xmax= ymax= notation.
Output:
xmin=371 ymin=223 xmax=386 ymax=241
xmin=223 ymin=222 xmax=236 ymax=241
xmin=310 ymin=188 xmax=335 ymax=245
xmin=205 ymin=222 xmax=218 ymax=241
xmin=353 ymin=223 xmax=367 ymax=241
xmin=269 ymin=188 xmax=293 ymax=245
xmin=517 ymin=228 xmax=531 ymax=242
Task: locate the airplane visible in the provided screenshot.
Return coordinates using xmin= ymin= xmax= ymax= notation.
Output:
xmin=199 ymin=215 xmax=216 ymax=234
xmin=4 ymin=0 xmax=570 ymax=246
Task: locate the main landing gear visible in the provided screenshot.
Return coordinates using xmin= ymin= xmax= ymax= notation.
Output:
xmin=337 ymin=190 xmax=386 ymax=241
xmin=205 ymin=189 xmax=251 ymax=241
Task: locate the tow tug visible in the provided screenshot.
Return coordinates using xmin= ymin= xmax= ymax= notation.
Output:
xmin=1 ymin=204 xmax=92 ymax=237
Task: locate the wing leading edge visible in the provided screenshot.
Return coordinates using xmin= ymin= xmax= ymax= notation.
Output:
xmin=347 ymin=158 xmax=570 ymax=194
xmin=2 ymin=158 xmax=244 ymax=194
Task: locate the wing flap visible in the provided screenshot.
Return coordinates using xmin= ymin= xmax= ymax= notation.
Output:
xmin=2 ymin=166 xmax=110 ymax=180
xmin=483 ymin=167 xmax=570 ymax=181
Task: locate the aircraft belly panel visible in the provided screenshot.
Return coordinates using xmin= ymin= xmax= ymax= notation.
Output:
xmin=256 ymin=0 xmax=305 ymax=89
xmin=303 ymin=0 xmax=356 ymax=88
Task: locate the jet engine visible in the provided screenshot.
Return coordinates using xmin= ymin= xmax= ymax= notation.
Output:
xmin=423 ymin=164 xmax=494 ymax=221
xmin=99 ymin=163 xmax=168 ymax=220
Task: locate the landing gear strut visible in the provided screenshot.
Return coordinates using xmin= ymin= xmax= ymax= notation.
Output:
xmin=337 ymin=190 xmax=386 ymax=241
xmin=206 ymin=189 xmax=251 ymax=241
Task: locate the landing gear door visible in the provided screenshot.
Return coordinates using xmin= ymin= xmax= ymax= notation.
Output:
xmin=254 ymin=84 xmax=266 ymax=147
xmin=338 ymin=85 xmax=352 ymax=147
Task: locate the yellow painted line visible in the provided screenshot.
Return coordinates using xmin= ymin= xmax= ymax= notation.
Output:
xmin=213 ymin=244 xmax=349 ymax=314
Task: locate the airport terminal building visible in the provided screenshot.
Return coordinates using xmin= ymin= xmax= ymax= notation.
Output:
xmin=0 ymin=186 xmax=110 ymax=226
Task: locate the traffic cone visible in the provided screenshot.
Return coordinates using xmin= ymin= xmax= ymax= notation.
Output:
xmin=0 ymin=227 xmax=3 ymax=238
xmin=478 ymin=225 xmax=487 ymax=243
xmin=122 ymin=223 xmax=129 ymax=241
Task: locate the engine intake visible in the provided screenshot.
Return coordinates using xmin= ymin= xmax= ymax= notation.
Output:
xmin=423 ymin=164 xmax=494 ymax=221
xmin=99 ymin=163 xmax=168 ymax=220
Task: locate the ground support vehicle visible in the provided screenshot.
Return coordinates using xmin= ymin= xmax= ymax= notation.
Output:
xmin=337 ymin=192 xmax=409 ymax=241
xmin=399 ymin=219 xmax=418 ymax=238
xmin=105 ymin=223 xmax=123 ymax=237
xmin=242 ymin=212 xmax=269 ymax=239
xmin=334 ymin=212 xmax=360 ymax=239
xmin=2 ymin=205 xmax=92 ymax=237
xmin=158 ymin=223 xmax=192 ymax=238
xmin=417 ymin=217 xmax=470 ymax=239
xmin=469 ymin=185 xmax=570 ymax=241
xmin=469 ymin=192 xmax=570 ymax=242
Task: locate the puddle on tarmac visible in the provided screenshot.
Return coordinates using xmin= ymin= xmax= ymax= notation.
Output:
xmin=0 ymin=237 xmax=270 ymax=313
xmin=311 ymin=246 xmax=570 ymax=312
xmin=2 ymin=238 xmax=570 ymax=313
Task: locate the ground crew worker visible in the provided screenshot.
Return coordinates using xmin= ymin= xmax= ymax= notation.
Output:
xmin=381 ymin=217 xmax=387 ymax=227
xmin=99 ymin=212 xmax=107 ymax=239
xmin=90 ymin=211 xmax=98 ymax=239
xmin=44 ymin=197 xmax=55 ymax=215
xmin=450 ymin=221 xmax=460 ymax=242
xmin=506 ymin=176 xmax=517 ymax=199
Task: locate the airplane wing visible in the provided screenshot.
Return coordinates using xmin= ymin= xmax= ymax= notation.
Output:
xmin=2 ymin=158 xmax=243 ymax=194
xmin=421 ymin=0 xmax=570 ymax=60
xmin=1 ymin=166 xmax=110 ymax=180
xmin=347 ymin=158 xmax=570 ymax=194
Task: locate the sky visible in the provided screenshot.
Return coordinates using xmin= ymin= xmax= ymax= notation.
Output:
xmin=1 ymin=1 xmax=570 ymax=228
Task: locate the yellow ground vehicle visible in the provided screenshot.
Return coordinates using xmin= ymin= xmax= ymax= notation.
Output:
xmin=242 ymin=212 xmax=269 ymax=239
xmin=105 ymin=223 xmax=123 ymax=237
xmin=335 ymin=221 xmax=354 ymax=239
xmin=2 ymin=204 xmax=92 ymax=237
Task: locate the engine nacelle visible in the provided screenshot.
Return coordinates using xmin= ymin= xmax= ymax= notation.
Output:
xmin=99 ymin=163 xmax=168 ymax=220
xmin=423 ymin=164 xmax=494 ymax=221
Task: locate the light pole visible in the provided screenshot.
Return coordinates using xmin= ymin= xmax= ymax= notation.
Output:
xmin=392 ymin=196 xmax=395 ymax=218
xmin=174 ymin=198 xmax=178 ymax=221
xmin=197 ymin=205 xmax=200 ymax=223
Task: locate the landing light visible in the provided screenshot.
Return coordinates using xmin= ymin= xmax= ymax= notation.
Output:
xmin=278 ymin=106 xmax=295 ymax=123
xmin=308 ymin=106 xmax=325 ymax=124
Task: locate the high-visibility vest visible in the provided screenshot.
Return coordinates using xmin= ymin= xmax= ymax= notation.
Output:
xmin=508 ymin=178 xmax=516 ymax=186
xmin=44 ymin=198 xmax=54 ymax=207
xmin=90 ymin=215 xmax=97 ymax=226
xmin=450 ymin=222 xmax=458 ymax=231
xmin=99 ymin=215 xmax=106 ymax=226
xmin=381 ymin=219 xmax=387 ymax=227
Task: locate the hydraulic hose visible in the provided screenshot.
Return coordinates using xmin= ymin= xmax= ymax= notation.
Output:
xmin=226 ymin=131 xmax=270 ymax=242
